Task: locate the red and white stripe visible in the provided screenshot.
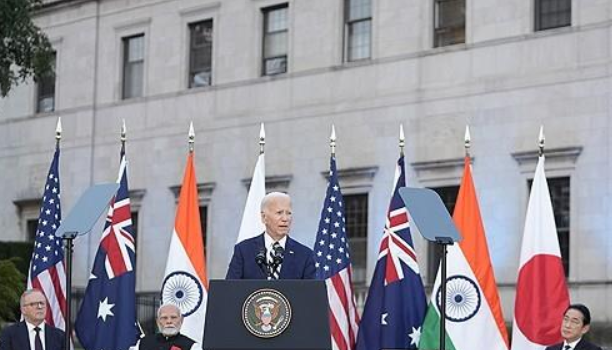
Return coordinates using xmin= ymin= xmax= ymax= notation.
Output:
xmin=28 ymin=262 xmax=67 ymax=330
xmin=326 ymin=267 xmax=360 ymax=350
xmin=101 ymin=196 xmax=135 ymax=279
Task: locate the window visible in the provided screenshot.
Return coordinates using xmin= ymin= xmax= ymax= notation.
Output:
xmin=13 ymin=198 xmax=43 ymax=242
xmin=170 ymin=183 xmax=214 ymax=259
xmin=345 ymin=0 xmax=371 ymax=61
xmin=188 ymin=20 xmax=213 ymax=88
xmin=427 ymin=185 xmax=459 ymax=284
xmin=26 ymin=219 xmax=39 ymax=242
xmin=122 ymin=34 xmax=145 ymax=99
xmin=535 ymin=0 xmax=571 ymax=31
xmin=262 ymin=4 xmax=288 ymax=76
xmin=434 ymin=0 xmax=466 ymax=47
xmin=344 ymin=193 xmax=368 ymax=285
xmin=200 ymin=206 xmax=208 ymax=256
xmin=529 ymin=177 xmax=570 ymax=275
xmin=131 ymin=210 xmax=139 ymax=245
xmin=36 ymin=52 xmax=56 ymax=113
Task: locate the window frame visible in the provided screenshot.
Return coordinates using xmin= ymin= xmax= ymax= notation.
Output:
xmin=433 ymin=0 xmax=466 ymax=48
xmin=122 ymin=34 xmax=145 ymax=100
xmin=534 ymin=0 xmax=571 ymax=31
xmin=261 ymin=3 xmax=289 ymax=76
xmin=343 ymin=193 xmax=369 ymax=286
xmin=344 ymin=0 xmax=372 ymax=62
xmin=188 ymin=19 xmax=214 ymax=88
xmin=36 ymin=51 xmax=57 ymax=113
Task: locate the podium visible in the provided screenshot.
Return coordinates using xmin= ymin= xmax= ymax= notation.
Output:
xmin=203 ymin=279 xmax=331 ymax=350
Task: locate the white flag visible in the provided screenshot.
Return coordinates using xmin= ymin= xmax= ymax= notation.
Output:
xmin=236 ymin=153 xmax=266 ymax=243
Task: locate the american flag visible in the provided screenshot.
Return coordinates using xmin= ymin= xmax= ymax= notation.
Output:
xmin=314 ymin=156 xmax=360 ymax=350
xmin=355 ymin=155 xmax=427 ymax=350
xmin=75 ymin=146 xmax=140 ymax=350
xmin=27 ymin=144 xmax=67 ymax=329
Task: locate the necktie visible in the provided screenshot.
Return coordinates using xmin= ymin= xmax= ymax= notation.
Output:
xmin=269 ymin=242 xmax=281 ymax=280
xmin=564 ymin=346 xmax=571 ymax=350
xmin=34 ymin=326 xmax=43 ymax=350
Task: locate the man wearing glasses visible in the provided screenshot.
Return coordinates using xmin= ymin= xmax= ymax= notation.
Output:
xmin=0 ymin=289 xmax=64 ymax=350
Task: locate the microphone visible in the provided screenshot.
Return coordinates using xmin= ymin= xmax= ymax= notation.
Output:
xmin=271 ymin=244 xmax=284 ymax=266
xmin=256 ymin=249 xmax=267 ymax=268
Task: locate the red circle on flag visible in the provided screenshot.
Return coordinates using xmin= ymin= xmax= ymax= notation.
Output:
xmin=515 ymin=254 xmax=569 ymax=345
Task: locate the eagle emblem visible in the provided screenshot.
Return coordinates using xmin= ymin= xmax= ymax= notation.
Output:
xmin=242 ymin=289 xmax=292 ymax=338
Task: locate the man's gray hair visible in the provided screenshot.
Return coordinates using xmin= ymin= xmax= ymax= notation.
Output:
xmin=20 ymin=289 xmax=45 ymax=307
xmin=157 ymin=303 xmax=182 ymax=319
xmin=260 ymin=192 xmax=290 ymax=212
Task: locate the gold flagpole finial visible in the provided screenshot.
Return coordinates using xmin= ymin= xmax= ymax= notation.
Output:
xmin=399 ymin=124 xmax=405 ymax=156
xmin=464 ymin=125 xmax=471 ymax=157
xmin=330 ymin=124 xmax=336 ymax=156
xmin=538 ymin=125 xmax=545 ymax=156
xmin=259 ymin=123 xmax=265 ymax=154
xmin=188 ymin=122 xmax=195 ymax=153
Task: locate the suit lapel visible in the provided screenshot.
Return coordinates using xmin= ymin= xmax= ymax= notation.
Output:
xmin=19 ymin=322 xmax=32 ymax=350
xmin=279 ymin=237 xmax=296 ymax=279
xmin=574 ymin=339 xmax=589 ymax=350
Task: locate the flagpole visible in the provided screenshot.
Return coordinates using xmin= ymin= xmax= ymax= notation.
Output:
xmin=55 ymin=117 xmax=72 ymax=350
xmin=259 ymin=122 xmax=265 ymax=155
xmin=399 ymin=124 xmax=405 ymax=157
xmin=464 ymin=125 xmax=471 ymax=159
xmin=330 ymin=125 xmax=336 ymax=157
xmin=538 ymin=125 xmax=545 ymax=157
xmin=121 ymin=119 xmax=126 ymax=152
xmin=189 ymin=121 xmax=195 ymax=153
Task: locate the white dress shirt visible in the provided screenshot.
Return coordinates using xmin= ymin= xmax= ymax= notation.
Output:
xmin=563 ymin=338 xmax=582 ymax=350
xmin=25 ymin=321 xmax=46 ymax=350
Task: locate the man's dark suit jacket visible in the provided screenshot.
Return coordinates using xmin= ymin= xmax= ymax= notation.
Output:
xmin=226 ymin=233 xmax=316 ymax=279
xmin=0 ymin=321 xmax=65 ymax=350
xmin=545 ymin=339 xmax=603 ymax=350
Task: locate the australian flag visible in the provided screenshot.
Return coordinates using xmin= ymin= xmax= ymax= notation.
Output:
xmin=355 ymin=155 xmax=427 ymax=350
xmin=75 ymin=146 xmax=140 ymax=350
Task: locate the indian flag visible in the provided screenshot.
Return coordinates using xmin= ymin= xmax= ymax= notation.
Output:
xmin=420 ymin=156 xmax=509 ymax=350
xmin=161 ymin=151 xmax=208 ymax=343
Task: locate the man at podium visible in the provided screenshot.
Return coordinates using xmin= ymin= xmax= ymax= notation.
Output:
xmin=226 ymin=192 xmax=315 ymax=280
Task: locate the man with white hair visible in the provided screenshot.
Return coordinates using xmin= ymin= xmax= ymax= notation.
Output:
xmin=226 ymin=192 xmax=315 ymax=280
xmin=132 ymin=303 xmax=201 ymax=350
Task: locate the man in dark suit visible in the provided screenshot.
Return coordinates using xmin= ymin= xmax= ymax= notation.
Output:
xmin=545 ymin=304 xmax=602 ymax=350
xmin=0 ymin=289 xmax=64 ymax=350
xmin=131 ymin=304 xmax=201 ymax=350
xmin=226 ymin=192 xmax=315 ymax=280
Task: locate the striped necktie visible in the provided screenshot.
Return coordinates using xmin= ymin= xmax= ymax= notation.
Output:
xmin=268 ymin=242 xmax=281 ymax=280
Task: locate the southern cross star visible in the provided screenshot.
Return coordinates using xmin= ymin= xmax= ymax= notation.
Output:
xmin=408 ymin=326 xmax=422 ymax=346
xmin=97 ymin=297 xmax=115 ymax=322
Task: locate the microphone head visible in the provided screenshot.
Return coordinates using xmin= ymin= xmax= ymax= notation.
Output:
xmin=272 ymin=245 xmax=284 ymax=265
xmin=255 ymin=249 xmax=267 ymax=266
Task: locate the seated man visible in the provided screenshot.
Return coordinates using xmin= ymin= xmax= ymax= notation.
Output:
xmin=0 ymin=289 xmax=65 ymax=350
xmin=132 ymin=304 xmax=200 ymax=350
xmin=545 ymin=304 xmax=602 ymax=350
xmin=226 ymin=192 xmax=315 ymax=280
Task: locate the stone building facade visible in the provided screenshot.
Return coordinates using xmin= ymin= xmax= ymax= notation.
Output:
xmin=1 ymin=0 xmax=611 ymax=325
